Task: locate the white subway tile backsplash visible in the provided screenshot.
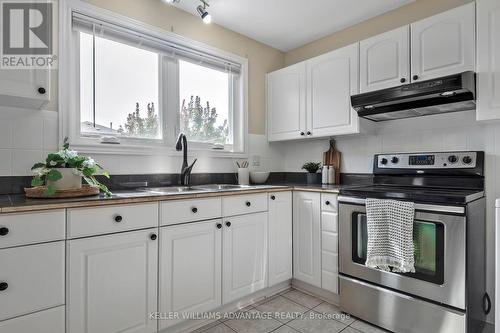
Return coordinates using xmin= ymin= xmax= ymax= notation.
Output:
xmin=12 ymin=116 xmax=43 ymax=150
xmin=43 ymin=116 xmax=59 ymax=151
xmin=12 ymin=150 xmax=42 ymax=176
xmin=0 ymin=121 xmax=12 ymax=149
xmin=0 ymin=149 xmax=12 ymax=176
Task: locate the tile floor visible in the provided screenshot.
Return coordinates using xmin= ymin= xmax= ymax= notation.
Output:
xmin=190 ymin=288 xmax=389 ymax=333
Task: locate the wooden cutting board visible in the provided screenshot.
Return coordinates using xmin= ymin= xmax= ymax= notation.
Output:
xmin=323 ymin=139 xmax=341 ymax=184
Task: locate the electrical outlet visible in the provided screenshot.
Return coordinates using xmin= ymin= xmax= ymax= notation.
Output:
xmin=252 ymin=155 xmax=261 ymax=167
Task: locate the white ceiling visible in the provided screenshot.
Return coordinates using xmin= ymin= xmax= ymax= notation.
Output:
xmin=170 ymin=0 xmax=415 ymax=51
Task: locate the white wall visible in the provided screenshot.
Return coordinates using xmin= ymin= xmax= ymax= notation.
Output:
xmin=0 ymin=107 xmax=284 ymax=176
xmin=278 ymin=110 xmax=498 ymax=323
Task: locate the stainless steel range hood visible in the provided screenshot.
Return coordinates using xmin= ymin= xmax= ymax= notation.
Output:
xmin=351 ymin=71 xmax=476 ymax=122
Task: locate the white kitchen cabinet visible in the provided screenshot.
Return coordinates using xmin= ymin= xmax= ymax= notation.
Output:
xmin=159 ymin=219 xmax=222 ymax=330
xmin=0 ymin=68 xmax=50 ymax=109
xmin=360 ymin=26 xmax=410 ymax=92
xmin=268 ymin=191 xmax=292 ymax=286
xmin=320 ymin=194 xmax=339 ymax=294
xmin=222 ymin=212 xmax=268 ymax=303
xmin=307 ymin=43 xmax=360 ymax=137
xmin=67 ymin=228 xmax=158 ymax=333
xmin=0 ymin=306 xmax=65 ymax=333
xmin=0 ymin=242 xmax=65 ymax=321
xmin=410 ymin=3 xmax=475 ymax=82
xmin=476 ymin=0 xmax=500 ymax=121
xmin=267 ymin=62 xmax=307 ymax=141
xmin=293 ymin=191 xmax=321 ymax=287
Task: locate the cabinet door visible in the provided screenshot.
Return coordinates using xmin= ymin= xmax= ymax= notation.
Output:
xmin=222 ymin=212 xmax=268 ymax=303
xmin=159 ymin=220 xmax=222 ymax=330
xmin=410 ymin=3 xmax=475 ymax=82
xmin=267 ymin=62 xmax=306 ymax=141
xmin=321 ymin=211 xmax=339 ymax=294
xmin=306 ymin=43 xmax=359 ymax=137
xmin=268 ymin=192 xmax=292 ymax=286
xmin=0 ymin=68 xmax=50 ymax=109
xmin=476 ymin=0 xmax=500 ymax=121
xmin=67 ymin=229 xmax=158 ymax=333
xmin=360 ymin=26 xmax=410 ymax=92
xmin=293 ymin=192 xmax=321 ymax=287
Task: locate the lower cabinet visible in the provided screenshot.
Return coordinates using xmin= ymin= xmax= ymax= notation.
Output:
xmin=0 ymin=306 xmax=65 ymax=333
xmin=293 ymin=191 xmax=321 ymax=287
xmin=67 ymin=228 xmax=158 ymax=333
xmin=321 ymin=194 xmax=339 ymax=294
xmin=268 ymin=191 xmax=293 ymax=286
xmin=222 ymin=212 xmax=269 ymax=304
xmin=159 ymin=219 xmax=223 ymax=330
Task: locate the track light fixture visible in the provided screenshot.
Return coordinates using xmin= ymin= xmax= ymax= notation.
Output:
xmin=164 ymin=0 xmax=180 ymax=3
xmin=197 ymin=0 xmax=212 ymax=24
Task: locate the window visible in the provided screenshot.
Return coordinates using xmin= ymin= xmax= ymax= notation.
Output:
xmin=63 ymin=7 xmax=247 ymax=155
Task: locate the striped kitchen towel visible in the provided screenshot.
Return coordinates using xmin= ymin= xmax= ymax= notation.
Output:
xmin=365 ymin=198 xmax=415 ymax=273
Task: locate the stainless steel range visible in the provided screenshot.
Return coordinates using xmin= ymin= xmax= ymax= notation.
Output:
xmin=338 ymin=151 xmax=489 ymax=333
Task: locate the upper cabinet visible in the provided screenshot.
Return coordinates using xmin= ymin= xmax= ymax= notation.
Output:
xmin=307 ymin=43 xmax=360 ymax=137
xmin=476 ymin=0 xmax=500 ymax=121
xmin=360 ymin=26 xmax=410 ymax=93
xmin=267 ymin=63 xmax=306 ymax=141
xmin=410 ymin=2 xmax=475 ymax=82
xmin=267 ymin=43 xmax=360 ymax=142
xmin=0 ymin=68 xmax=50 ymax=109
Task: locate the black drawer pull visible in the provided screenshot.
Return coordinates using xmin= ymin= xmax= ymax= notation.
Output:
xmin=270 ymin=195 xmax=276 ymax=200
xmin=216 ymin=223 xmax=222 ymax=229
xmin=150 ymin=233 xmax=157 ymax=241
xmin=191 ymin=207 xmax=198 ymax=213
xmin=38 ymin=87 xmax=46 ymax=95
xmin=325 ymin=201 xmax=330 ymax=206
xmin=225 ymin=221 xmax=231 ymax=227
xmin=245 ymin=201 xmax=251 ymax=207
xmin=114 ymin=215 xmax=123 ymax=223
xmin=0 ymin=227 xmax=9 ymax=236
xmin=0 ymin=282 xmax=8 ymax=291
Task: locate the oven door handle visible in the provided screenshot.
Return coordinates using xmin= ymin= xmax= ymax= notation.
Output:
xmin=338 ymin=196 xmax=465 ymax=214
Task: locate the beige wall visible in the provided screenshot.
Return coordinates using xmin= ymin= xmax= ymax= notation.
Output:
xmin=285 ymin=0 xmax=473 ymax=66
xmin=82 ymin=0 xmax=285 ymax=135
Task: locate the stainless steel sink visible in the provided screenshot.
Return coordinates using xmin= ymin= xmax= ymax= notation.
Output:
xmin=141 ymin=186 xmax=205 ymax=194
xmin=190 ymin=184 xmax=255 ymax=191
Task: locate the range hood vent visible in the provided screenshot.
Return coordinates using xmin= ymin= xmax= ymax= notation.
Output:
xmin=351 ymin=71 xmax=476 ymax=122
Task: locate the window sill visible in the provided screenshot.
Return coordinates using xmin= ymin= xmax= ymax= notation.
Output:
xmin=70 ymin=142 xmax=248 ymax=158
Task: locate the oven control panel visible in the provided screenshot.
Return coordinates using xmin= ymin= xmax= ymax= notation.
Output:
xmin=377 ymin=152 xmax=477 ymax=169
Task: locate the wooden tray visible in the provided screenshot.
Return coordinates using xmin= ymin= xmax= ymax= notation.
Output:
xmin=25 ymin=184 xmax=100 ymax=198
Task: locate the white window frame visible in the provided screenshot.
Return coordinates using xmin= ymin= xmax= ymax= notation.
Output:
xmin=59 ymin=0 xmax=248 ymax=157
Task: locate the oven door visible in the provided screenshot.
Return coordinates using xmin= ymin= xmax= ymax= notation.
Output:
xmin=339 ymin=198 xmax=466 ymax=310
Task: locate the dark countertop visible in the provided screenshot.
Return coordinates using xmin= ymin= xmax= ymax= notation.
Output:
xmin=0 ymin=183 xmax=342 ymax=214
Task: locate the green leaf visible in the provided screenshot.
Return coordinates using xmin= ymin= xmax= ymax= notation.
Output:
xmin=31 ymin=176 xmax=44 ymax=187
xmin=31 ymin=162 xmax=46 ymax=170
xmin=43 ymin=184 xmax=56 ymax=196
xmin=63 ymin=137 xmax=70 ymax=150
xmin=102 ymin=171 xmax=110 ymax=178
xmin=46 ymin=169 xmax=63 ymax=181
xmin=82 ymin=167 xmax=96 ymax=177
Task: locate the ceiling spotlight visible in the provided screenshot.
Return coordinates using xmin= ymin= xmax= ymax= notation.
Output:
xmin=197 ymin=0 xmax=212 ymax=24
xmin=164 ymin=0 xmax=180 ymax=3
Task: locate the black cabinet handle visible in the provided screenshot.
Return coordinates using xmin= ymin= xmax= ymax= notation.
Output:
xmin=225 ymin=221 xmax=231 ymax=227
xmin=325 ymin=201 xmax=330 ymax=205
xmin=150 ymin=233 xmax=157 ymax=241
xmin=114 ymin=215 xmax=123 ymax=223
xmin=483 ymin=293 xmax=492 ymax=315
xmin=191 ymin=207 xmax=198 ymax=213
xmin=400 ymin=78 xmax=406 ymax=83
xmin=37 ymin=87 xmax=46 ymax=95
xmin=0 ymin=282 xmax=8 ymax=291
xmin=270 ymin=195 xmax=276 ymax=200
xmin=0 ymin=227 xmax=9 ymax=236
xmin=216 ymin=223 xmax=222 ymax=229
xmin=245 ymin=201 xmax=251 ymax=207
xmin=413 ymin=75 xmax=419 ymax=80
xmin=307 ymin=131 xmax=312 ymax=135
xmin=300 ymin=132 xmax=305 ymax=136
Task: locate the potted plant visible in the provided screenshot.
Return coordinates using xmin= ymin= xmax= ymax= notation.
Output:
xmin=302 ymin=162 xmax=322 ymax=184
xmin=30 ymin=138 xmax=111 ymax=196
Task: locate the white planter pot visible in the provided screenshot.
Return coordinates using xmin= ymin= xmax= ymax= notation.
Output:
xmin=47 ymin=168 xmax=82 ymax=190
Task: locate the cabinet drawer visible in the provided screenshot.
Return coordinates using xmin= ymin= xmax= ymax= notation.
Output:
xmin=0 ymin=210 xmax=65 ymax=249
xmin=67 ymin=203 xmax=158 ymax=238
xmin=0 ymin=242 xmax=65 ymax=321
xmin=222 ymin=193 xmax=268 ymax=216
xmin=0 ymin=306 xmax=65 ymax=333
xmin=160 ymin=197 xmax=221 ymax=226
xmin=321 ymin=193 xmax=338 ymax=212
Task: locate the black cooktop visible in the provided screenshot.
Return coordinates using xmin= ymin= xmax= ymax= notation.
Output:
xmin=340 ymin=185 xmax=484 ymax=205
